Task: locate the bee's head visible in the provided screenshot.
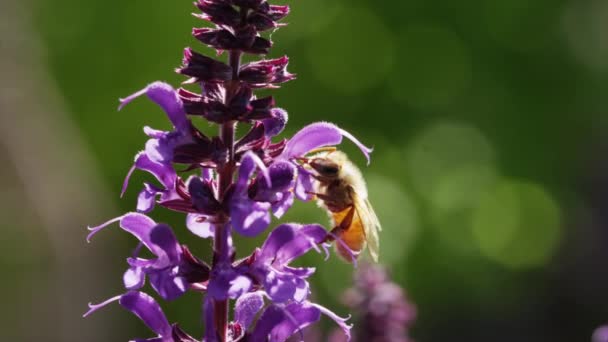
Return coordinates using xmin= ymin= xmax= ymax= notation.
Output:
xmin=309 ymin=157 xmax=341 ymax=178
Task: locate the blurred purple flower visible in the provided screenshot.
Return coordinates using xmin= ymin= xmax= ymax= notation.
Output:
xmin=330 ymin=263 xmax=416 ymax=342
xmin=594 ymin=325 xmax=608 ymax=342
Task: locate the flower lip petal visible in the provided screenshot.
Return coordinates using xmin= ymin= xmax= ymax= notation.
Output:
xmin=312 ymin=303 xmax=352 ymax=341
xmin=208 ymin=265 xmax=253 ymax=300
xmin=269 ymin=302 xmax=322 ymax=342
xmin=231 ymin=200 xmax=271 ymax=237
xmin=83 ymin=294 xmax=121 ymax=318
xmin=262 ymin=107 xmax=288 ymax=137
xmin=149 ymin=223 xmax=182 ymax=264
xmin=119 ymin=82 xmax=189 ymax=133
xmin=281 ymin=122 xmax=372 ymax=164
xmin=236 ymin=151 xmax=271 ymax=191
xmin=258 ymin=223 xmax=326 ymax=264
xmin=119 ymin=291 xmax=172 ymax=337
xmin=186 ymin=213 xmax=215 ymax=238
xmin=124 ymin=266 xmax=146 ymax=290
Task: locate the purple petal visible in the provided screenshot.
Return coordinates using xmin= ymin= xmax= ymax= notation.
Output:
xmin=119 ymin=81 xmax=189 ymax=133
xmin=283 ymin=265 xmax=315 ymax=279
xmin=131 ymin=338 xmax=165 ymax=342
xmin=231 ymin=199 xmax=271 ymax=237
xmin=250 ymin=305 xmax=285 ymax=342
xmin=262 ymin=108 xmax=288 ymax=137
xmin=276 ymin=224 xmax=327 ymax=264
xmin=149 ymin=224 xmax=182 ymax=265
xmin=149 ymin=271 xmax=188 ymax=301
xmin=311 ymin=303 xmax=352 ymax=342
xmin=137 ymin=184 xmax=160 ymax=213
xmin=271 ymin=192 xmax=294 ymax=218
xmin=294 ymin=167 xmax=314 ymax=201
xmin=269 ymin=303 xmax=321 ymax=342
xmin=236 ymin=151 xmax=271 ymax=192
xmin=86 ymin=215 xmax=123 ymax=242
xmin=188 ymin=177 xmax=221 ymax=214
xmin=201 ymin=167 xmax=214 ymax=181
xmin=292 ymin=278 xmax=310 ymax=303
xmin=123 ymin=152 xmax=176 ymax=195
xmin=258 ymin=224 xmax=326 ymax=265
xmin=329 ymin=232 xmax=360 ymax=266
xmin=263 ymin=271 xmax=297 ymax=303
xmin=116 ymin=213 xmax=157 ymax=250
xmin=258 ymin=224 xmax=297 ymax=261
xmin=253 ymin=161 xmax=296 ymax=202
xmin=235 ymin=291 xmax=265 ymax=330
xmin=594 ymin=326 xmax=608 ymax=342
xmin=119 ymin=291 xmax=172 ymax=337
xmin=186 ymin=213 xmax=215 ymax=238
xmin=83 ymin=294 xmax=121 ymax=317
xmin=281 ymin=122 xmax=372 ymax=164
xmin=144 ymin=126 xmax=166 ymax=139
xmin=208 ymin=264 xmax=252 ymax=300
xmin=124 ymin=266 xmax=146 ymax=289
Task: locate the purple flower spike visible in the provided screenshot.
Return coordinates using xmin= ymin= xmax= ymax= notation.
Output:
xmin=87 ymin=0 xmax=374 ymax=339
xmin=281 ymin=122 xmax=372 ymax=164
xmin=119 ymin=82 xmax=189 ymax=133
xmin=339 ymin=264 xmax=416 ymax=342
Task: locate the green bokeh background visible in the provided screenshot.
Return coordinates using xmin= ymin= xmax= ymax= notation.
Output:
xmin=4 ymin=0 xmax=608 ymax=341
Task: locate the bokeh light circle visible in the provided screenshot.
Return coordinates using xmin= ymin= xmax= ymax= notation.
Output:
xmin=306 ymin=7 xmax=395 ymax=94
xmin=471 ymin=180 xmax=562 ymax=269
xmin=405 ymin=121 xmax=496 ymax=201
xmin=429 ymin=164 xmax=499 ymax=253
xmin=562 ymin=1 xmax=608 ymax=71
xmin=389 ymin=25 xmax=472 ymax=111
xmin=279 ymin=0 xmax=343 ymax=42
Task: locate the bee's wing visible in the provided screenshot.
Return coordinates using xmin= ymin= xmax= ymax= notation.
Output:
xmin=352 ymin=191 xmax=381 ymax=262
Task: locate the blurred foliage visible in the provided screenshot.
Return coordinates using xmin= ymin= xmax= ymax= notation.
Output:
xmin=21 ymin=0 xmax=608 ymax=340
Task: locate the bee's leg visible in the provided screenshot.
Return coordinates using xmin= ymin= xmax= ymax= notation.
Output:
xmin=306 ymin=191 xmax=343 ymax=209
xmin=306 ymin=191 xmax=332 ymax=201
xmin=323 ymin=205 xmax=355 ymax=243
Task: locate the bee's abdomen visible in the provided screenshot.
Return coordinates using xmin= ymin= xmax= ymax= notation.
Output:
xmin=332 ymin=208 xmax=365 ymax=262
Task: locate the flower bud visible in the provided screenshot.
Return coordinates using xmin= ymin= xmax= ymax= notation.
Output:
xmin=195 ymin=0 xmax=240 ymax=27
xmin=176 ymin=48 xmax=232 ymax=82
xmin=188 ymin=177 xmax=221 ymax=214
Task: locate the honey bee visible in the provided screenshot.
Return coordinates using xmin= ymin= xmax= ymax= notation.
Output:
xmin=301 ymin=149 xmax=381 ymax=262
